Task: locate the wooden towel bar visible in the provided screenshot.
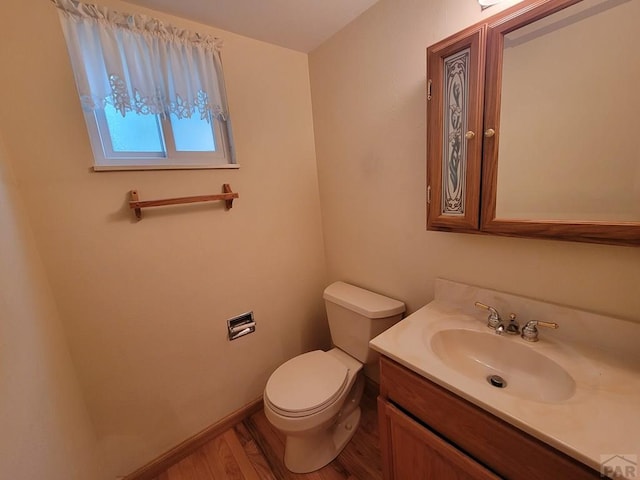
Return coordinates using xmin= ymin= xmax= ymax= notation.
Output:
xmin=129 ymin=184 xmax=238 ymax=220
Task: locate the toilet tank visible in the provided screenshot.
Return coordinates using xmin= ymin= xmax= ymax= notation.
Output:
xmin=323 ymin=282 xmax=405 ymax=364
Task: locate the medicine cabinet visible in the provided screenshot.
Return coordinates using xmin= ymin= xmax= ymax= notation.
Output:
xmin=426 ymin=0 xmax=640 ymax=246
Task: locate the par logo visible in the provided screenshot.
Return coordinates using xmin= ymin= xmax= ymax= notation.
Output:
xmin=600 ymin=454 xmax=638 ymax=479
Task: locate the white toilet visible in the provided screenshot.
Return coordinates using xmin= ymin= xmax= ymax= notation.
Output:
xmin=263 ymin=281 xmax=405 ymax=473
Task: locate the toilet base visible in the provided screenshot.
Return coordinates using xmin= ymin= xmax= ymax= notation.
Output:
xmin=283 ymin=406 xmax=362 ymax=473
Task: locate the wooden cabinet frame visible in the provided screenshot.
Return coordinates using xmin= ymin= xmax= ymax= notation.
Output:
xmin=427 ymin=25 xmax=486 ymax=232
xmin=426 ymin=0 xmax=640 ymax=246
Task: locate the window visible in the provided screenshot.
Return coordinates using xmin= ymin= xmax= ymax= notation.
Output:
xmin=53 ymin=0 xmax=236 ymax=170
xmin=84 ymin=103 xmax=230 ymax=169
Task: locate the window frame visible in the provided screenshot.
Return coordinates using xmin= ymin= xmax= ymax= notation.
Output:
xmin=84 ymin=108 xmax=237 ymax=171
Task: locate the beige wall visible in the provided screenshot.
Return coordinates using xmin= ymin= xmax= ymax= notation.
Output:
xmin=3 ymin=0 xmax=640 ymax=476
xmin=0 ymin=0 xmax=327 ymax=476
xmin=0 ymin=133 xmax=102 ymax=479
xmin=309 ymin=0 xmax=640 ymax=321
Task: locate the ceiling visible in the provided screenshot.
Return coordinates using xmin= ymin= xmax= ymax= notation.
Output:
xmin=124 ymin=0 xmax=381 ymax=53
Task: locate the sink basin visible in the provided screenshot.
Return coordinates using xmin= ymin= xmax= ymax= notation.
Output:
xmin=430 ymin=329 xmax=575 ymax=403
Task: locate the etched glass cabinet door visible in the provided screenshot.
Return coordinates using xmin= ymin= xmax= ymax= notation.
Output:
xmin=427 ymin=26 xmax=486 ymax=231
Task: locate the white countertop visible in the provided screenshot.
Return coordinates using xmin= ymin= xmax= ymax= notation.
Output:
xmin=370 ymin=279 xmax=640 ymax=478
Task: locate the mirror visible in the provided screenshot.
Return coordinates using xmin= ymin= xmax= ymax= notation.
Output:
xmin=495 ymin=0 xmax=640 ymax=223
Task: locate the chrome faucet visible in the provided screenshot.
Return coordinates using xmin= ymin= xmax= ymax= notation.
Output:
xmin=475 ymin=302 xmax=520 ymax=335
xmin=521 ymin=320 xmax=559 ymax=342
xmin=504 ymin=313 xmax=520 ymax=335
xmin=494 ymin=313 xmax=519 ymax=335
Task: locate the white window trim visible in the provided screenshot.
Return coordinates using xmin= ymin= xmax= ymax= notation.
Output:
xmin=84 ymin=109 xmax=238 ymax=171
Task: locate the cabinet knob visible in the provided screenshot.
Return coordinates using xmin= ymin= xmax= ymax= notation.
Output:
xmin=484 ymin=128 xmax=496 ymax=138
xmin=465 ymin=131 xmax=476 ymax=140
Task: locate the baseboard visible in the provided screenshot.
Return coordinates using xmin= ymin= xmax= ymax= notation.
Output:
xmin=124 ymin=375 xmax=379 ymax=479
xmin=123 ymin=397 xmax=264 ymax=480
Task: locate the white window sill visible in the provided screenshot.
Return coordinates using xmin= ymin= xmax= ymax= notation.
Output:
xmin=93 ymin=164 xmax=240 ymax=172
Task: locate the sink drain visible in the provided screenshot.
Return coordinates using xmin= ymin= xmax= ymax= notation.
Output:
xmin=487 ymin=374 xmax=507 ymax=388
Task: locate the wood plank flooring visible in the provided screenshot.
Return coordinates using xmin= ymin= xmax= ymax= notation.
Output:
xmin=152 ymin=384 xmax=382 ymax=480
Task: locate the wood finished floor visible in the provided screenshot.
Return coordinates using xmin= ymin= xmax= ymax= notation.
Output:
xmin=152 ymin=386 xmax=382 ymax=480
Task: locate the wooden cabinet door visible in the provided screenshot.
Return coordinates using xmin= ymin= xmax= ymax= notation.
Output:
xmin=379 ymin=399 xmax=500 ymax=480
xmin=427 ymin=25 xmax=486 ymax=232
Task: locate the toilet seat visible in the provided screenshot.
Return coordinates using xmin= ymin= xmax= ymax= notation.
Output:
xmin=265 ymin=350 xmax=349 ymax=418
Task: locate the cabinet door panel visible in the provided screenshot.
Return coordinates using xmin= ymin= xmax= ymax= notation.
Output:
xmin=427 ymin=25 xmax=486 ymax=232
xmin=381 ymin=400 xmax=500 ymax=480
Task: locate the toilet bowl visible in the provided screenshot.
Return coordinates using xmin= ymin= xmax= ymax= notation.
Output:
xmin=263 ymin=282 xmax=405 ymax=473
xmin=264 ymin=349 xmax=364 ymax=473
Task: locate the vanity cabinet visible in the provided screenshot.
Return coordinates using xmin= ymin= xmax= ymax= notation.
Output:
xmin=378 ymin=356 xmax=601 ymax=480
xmin=426 ymin=0 xmax=640 ymax=246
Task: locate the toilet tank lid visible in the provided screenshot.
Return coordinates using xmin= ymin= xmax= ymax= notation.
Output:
xmin=323 ymin=281 xmax=405 ymax=319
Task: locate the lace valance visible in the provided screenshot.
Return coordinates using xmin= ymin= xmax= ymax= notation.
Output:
xmin=52 ymin=0 xmax=228 ymax=121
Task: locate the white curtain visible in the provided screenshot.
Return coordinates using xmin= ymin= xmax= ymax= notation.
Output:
xmin=52 ymin=0 xmax=228 ymax=121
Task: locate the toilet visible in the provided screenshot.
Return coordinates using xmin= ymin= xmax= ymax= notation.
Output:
xmin=264 ymin=281 xmax=405 ymax=473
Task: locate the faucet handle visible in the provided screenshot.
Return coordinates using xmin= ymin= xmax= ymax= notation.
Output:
xmin=537 ymin=321 xmax=559 ymax=329
xmin=474 ymin=302 xmax=501 ymax=329
xmin=521 ymin=320 xmax=559 ymax=342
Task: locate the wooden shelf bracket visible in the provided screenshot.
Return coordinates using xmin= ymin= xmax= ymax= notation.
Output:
xmin=129 ymin=184 xmax=239 ymax=220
